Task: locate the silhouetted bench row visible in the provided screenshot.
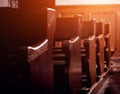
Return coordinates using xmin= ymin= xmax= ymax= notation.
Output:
xmin=0 ymin=7 xmax=55 ymax=94
xmin=0 ymin=7 xmax=113 ymax=94
xmin=53 ymin=15 xmax=113 ymax=94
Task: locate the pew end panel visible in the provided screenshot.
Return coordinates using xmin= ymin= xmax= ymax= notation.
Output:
xmin=80 ymin=19 xmax=97 ymax=88
xmin=62 ymin=36 xmax=82 ymax=94
xmin=88 ymin=37 xmax=96 ymax=85
xmin=0 ymin=7 xmax=56 ymax=93
xmin=95 ymin=21 xmax=105 ymax=80
xmin=28 ymin=39 xmax=50 ymax=92
xmin=97 ymin=37 xmax=105 ymax=74
xmin=104 ymin=23 xmax=112 ymax=70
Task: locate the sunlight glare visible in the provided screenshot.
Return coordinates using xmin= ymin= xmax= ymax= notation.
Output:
xmin=56 ymin=0 xmax=120 ymax=5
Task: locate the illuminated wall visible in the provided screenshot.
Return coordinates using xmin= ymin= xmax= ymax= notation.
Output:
xmin=0 ymin=0 xmax=18 ymax=8
xmin=56 ymin=0 xmax=120 ymax=5
xmin=0 ymin=0 xmax=8 ymax=7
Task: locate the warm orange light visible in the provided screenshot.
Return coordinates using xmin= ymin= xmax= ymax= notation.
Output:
xmin=0 ymin=0 xmax=8 ymax=7
xmin=56 ymin=0 xmax=120 ymax=5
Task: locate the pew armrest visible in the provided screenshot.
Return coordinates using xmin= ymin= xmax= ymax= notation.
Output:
xmin=62 ymin=36 xmax=81 ymax=72
xmin=97 ymin=34 xmax=104 ymax=39
xmin=27 ymin=39 xmax=48 ymax=62
xmin=69 ymin=36 xmax=82 ymax=71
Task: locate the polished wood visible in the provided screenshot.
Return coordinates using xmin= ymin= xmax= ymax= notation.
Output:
xmin=104 ymin=23 xmax=111 ymax=70
xmin=55 ymin=5 xmax=120 ymax=54
xmin=28 ymin=8 xmax=56 ymax=93
xmin=62 ymin=37 xmax=82 ymax=94
xmin=0 ymin=7 xmax=56 ymax=93
xmin=55 ymin=17 xmax=80 ymax=41
xmin=95 ymin=21 xmax=105 ymax=79
xmin=54 ymin=16 xmax=82 ymax=94
xmin=80 ymin=18 xmax=97 ymax=87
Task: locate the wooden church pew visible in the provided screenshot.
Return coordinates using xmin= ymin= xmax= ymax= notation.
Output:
xmin=78 ymin=18 xmax=97 ymax=89
xmin=95 ymin=21 xmax=105 ymax=81
xmin=54 ymin=16 xmax=82 ymax=94
xmin=0 ymin=7 xmax=56 ymax=94
xmin=103 ymin=22 xmax=112 ymax=71
xmin=88 ymin=22 xmax=113 ymax=94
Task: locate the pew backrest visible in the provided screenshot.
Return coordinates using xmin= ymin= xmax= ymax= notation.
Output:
xmin=95 ymin=21 xmax=104 ymax=37
xmin=104 ymin=23 xmax=111 ymax=35
xmin=55 ymin=17 xmax=81 ymax=41
xmin=0 ymin=8 xmax=55 ymax=48
xmin=80 ymin=19 xmax=96 ymax=39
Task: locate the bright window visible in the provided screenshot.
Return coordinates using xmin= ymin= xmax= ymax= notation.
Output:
xmin=0 ymin=0 xmax=8 ymax=7
xmin=56 ymin=0 xmax=120 ymax=5
xmin=0 ymin=0 xmax=18 ymax=8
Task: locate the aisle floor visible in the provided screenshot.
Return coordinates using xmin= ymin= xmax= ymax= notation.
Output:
xmin=93 ymin=56 xmax=120 ymax=94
